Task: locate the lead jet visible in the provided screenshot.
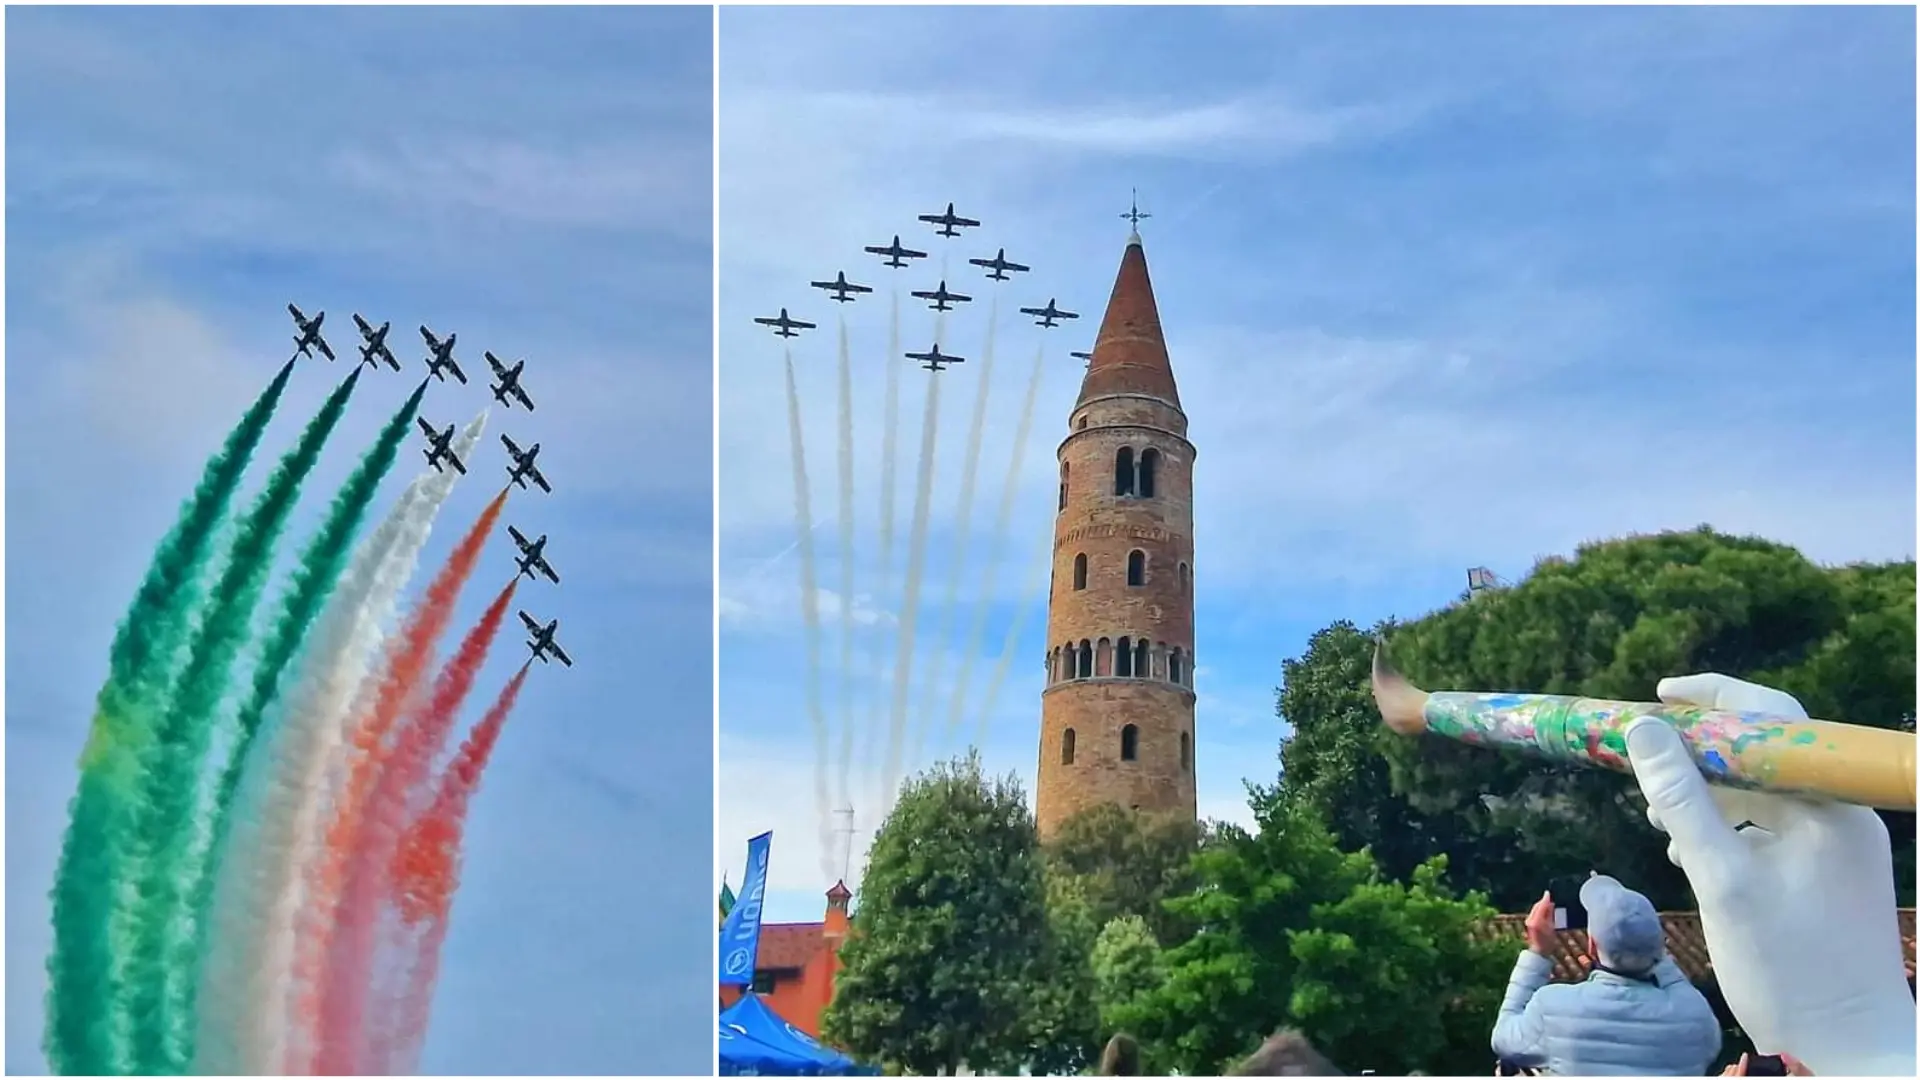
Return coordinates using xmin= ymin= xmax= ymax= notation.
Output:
xmin=906 ymin=343 xmax=965 ymax=372
xmin=507 ymin=525 xmax=561 ymax=585
xmin=419 ymin=325 xmax=468 ymax=384
xmin=416 ymin=417 xmax=467 ymax=474
xmin=501 ymin=434 xmax=552 ymax=494
xmin=753 ymin=309 xmax=815 ymax=338
xmin=1070 ymin=350 xmax=1093 ymax=365
xmin=863 ymin=235 xmax=928 ymax=269
xmin=352 ymin=314 xmax=401 ymax=371
xmin=911 ymin=280 xmax=973 ymax=312
xmin=918 ymin=201 xmax=981 ymax=238
xmin=968 ymin=248 xmax=1030 ymax=281
xmin=287 ymin=304 xmax=337 ymax=362
xmin=520 ymin=610 xmax=574 ymax=667
xmin=1020 ymin=299 xmax=1079 ymax=328
xmin=485 ymin=351 xmax=535 ymax=410
xmin=810 ymin=271 xmax=873 ymax=304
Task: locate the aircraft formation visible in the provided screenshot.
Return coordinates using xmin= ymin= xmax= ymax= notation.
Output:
xmin=287 ymin=302 xmax=571 ymax=670
xmin=754 ymin=201 xmax=1095 ymax=369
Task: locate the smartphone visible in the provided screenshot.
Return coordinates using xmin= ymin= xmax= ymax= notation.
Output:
xmin=1745 ymin=1055 xmax=1789 ymax=1077
xmin=1547 ymin=877 xmax=1589 ymax=931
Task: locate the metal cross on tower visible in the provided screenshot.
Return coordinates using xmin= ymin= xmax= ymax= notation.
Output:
xmin=1121 ymin=189 xmax=1151 ymax=234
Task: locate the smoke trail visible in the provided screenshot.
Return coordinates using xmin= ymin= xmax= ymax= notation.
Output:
xmin=181 ymin=388 xmax=432 ymax=1066
xmin=947 ymin=342 xmax=1046 ymax=746
xmin=859 ymin=288 xmax=902 ymax=814
xmin=123 ymin=368 xmax=362 ymax=1074
xmin=304 ymin=579 xmax=517 ymax=1075
xmin=880 ymin=354 xmax=944 ymax=808
xmin=782 ymin=348 xmax=835 ymax=882
xmin=975 ymin=546 xmax=1051 ymax=748
xmin=911 ymin=294 xmax=998 ymax=769
xmin=46 ymin=360 xmax=293 ymax=1077
xmin=195 ymin=410 xmax=486 ymax=1076
xmin=380 ymin=663 xmax=532 ymax=1074
xmin=833 ymin=313 xmax=857 ymax=819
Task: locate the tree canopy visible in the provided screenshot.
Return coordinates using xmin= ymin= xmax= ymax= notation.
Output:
xmin=820 ymin=752 xmax=1050 ymax=1076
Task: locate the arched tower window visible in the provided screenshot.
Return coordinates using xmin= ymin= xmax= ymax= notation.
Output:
xmin=1114 ymin=447 xmax=1135 ymax=496
xmin=1116 ymin=636 xmax=1133 ymax=677
xmin=1095 ymin=637 xmax=1112 ymax=676
xmin=1062 ymin=728 xmax=1076 ymax=766
xmin=1180 ymin=732 xmax=1191 ymax=771
xmin=1169 ymin=648 xmax=1185 ymax=686
xmin=1133 ymin=638 xmax=1148 ymax=677
xmin=1120 ymin=724 xmax=1139 ymax=761
xmin=1058 ymin=461 xmax=1069 ymax=511
xmin=1076 ymin=639 xmax=1092 ymax=678
xmin=1179 ymin=562 xmax=1190 ymax=592
xmin=1138 ymin=448 xmax=1160 ymax=498
xmin=1127 ymin=550 xmax=1146 ymax=587
xmin=1072 ymin=553 xmax=1087 ymax=590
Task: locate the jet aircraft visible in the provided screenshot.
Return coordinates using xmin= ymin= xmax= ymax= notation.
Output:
xmin=520 ymin=610 xmax=574 ymax=667
xmin=917 ymin=202 xmax=981 ymax=238
xmin=810 ymin=271 xmax=873 ymax=303
xmin=486 ymin=351 xmax=536 ymax=410
xmin=419 ymin=325 xmax=468 ymax=384
xmin=753 ymin=309 xmax=816 ymax=338
xmin=287 ymin=304 xmax=337 ymax=362
xmin=863 ymin=235 xmax=928 ymax=269
xmin=352 ymin=314 xmax=401 ymax=371
xmin=968 ymin=249 xmax=1030 ymax=281
xmin=906 ymin=344 xmax=965 ymax=372
xmin=507 ymin=525 xmax=561 ymax=584
xmin=501 ymin=434 xmax=552 ymax=494
xmin=1020 ymin=299 xmax=1080 ymax=328
xmin=911 ymin=280 xmax=973 ymax=312
xmin=416 ymin=417 xmax=467 ymax=474
xmin=1070 ymin=350 xmax=1093 ymax=364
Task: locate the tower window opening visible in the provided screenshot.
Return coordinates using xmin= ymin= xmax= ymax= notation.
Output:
xmin=1076 ymin=639 xmax=1092 ymax=679
xmin=1073 ymin=553 xmax=1088 ymax=591
xmin=1116 ymin=636 xmax=1133 ymax=677
xmin=1121 ymin=723 xmax=1139 ymax=762
xmin=1138 ymin=448 xmax=1160 ymax=498
xmin=1077 ymin=416 xmax=1088 ymax=431
xmin=1180 ymin=732 xmax=1191 ymax=771
xmin=1179 ymin=562 xmax=1190 ymax=592
xmin=1127 ymin=550 xmax=1146 ymax=587
xmin=1062 ymin=728 xmax=1076 ymax=766
xmin=1114 ymin=446 xmax=1135 ymax=496
xmin=1170 ymin=648 xmax=1185 ymax=686
xmin=1096 ymin=637 xmax=1112 ymax=677
xmin=1058 ymin=461 xmax=1069 ymax=511
xmin=1133 ymin=639 xmax=1149 ymax=677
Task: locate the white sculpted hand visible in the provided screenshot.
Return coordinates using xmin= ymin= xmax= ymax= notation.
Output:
xmin=1623 ymin=673 xmax=1914 ymax=1076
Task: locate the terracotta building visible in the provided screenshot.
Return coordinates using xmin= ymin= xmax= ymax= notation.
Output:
xmin=718 ymin=881 xmax=852 ymax=1038
xmin=1036 ymin=225 xmax=1199 ymax=839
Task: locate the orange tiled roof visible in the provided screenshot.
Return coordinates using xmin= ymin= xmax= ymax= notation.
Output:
xmin=1476 ymin=910 xmax=1918 ymax=984
xmin=755 ymin=922 xmax=825 ymax=972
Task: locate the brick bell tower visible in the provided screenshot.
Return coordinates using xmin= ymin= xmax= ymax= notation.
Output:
xmin=1035 ymin=222 xmax=1197 ymax=839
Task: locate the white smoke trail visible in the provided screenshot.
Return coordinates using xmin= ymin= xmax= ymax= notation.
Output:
xmin=947 ymin=342 xmax=1046 ymax=746
xmin=975 ymin=544 xmax=1051 ymax=748
xmin=880 ymin=301 xmax=947 ymax=810
xmin=911 ymin=292 xmax=998 ymax=769
xmin=833 ymin=313 xmax=857 ymax=819
xmin=195 ymin=413 xmax=486 ymax=1076
xmin=859 ymin=288 xmax=903 ymax=816
xmin=782 ymin=349 xmax=835 ymax=882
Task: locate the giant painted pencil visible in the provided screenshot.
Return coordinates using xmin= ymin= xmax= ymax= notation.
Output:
xmin=1370 ymin=644 xmax=1916 ymax=811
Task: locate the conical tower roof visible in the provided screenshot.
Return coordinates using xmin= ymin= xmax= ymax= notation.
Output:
xmin=1077 ymin=232 xmax=1180 ymax=409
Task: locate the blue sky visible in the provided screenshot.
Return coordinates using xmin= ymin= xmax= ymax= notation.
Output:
xmin=6 ymin=7 xmax=712 ymax=1074
xmin=715 ymin=4 xmax=1916 ymax=925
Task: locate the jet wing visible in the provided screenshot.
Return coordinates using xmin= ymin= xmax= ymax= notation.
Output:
xmin=531 ymin=467 xmax=552 ymax=494
xmin=416 ymin=417 xmax=438 ymax=439
xmin=519 ymin=611 xmax=541 ymax=632
xmin=550 ymin=642 xmax=573 ymax=667
xmin=419 ymin=326 xmax=440 ymax=347
xmin=381 ymin=348 xmax=402 ymax=372
xmin=446 ymin=359 xmax=467 ymax=383
xmin=288 ymin=303 xmax=305 ymax=321
xmin=487 ymin=352 xmax=511 ymax=377
xmin=510 ymin=383 xmax=535 ymax=411
xmin=1005 ymin=260 xmax=1031 ymax=272
xmin=752 ymin=316 xmax=779 ymax=326
xmin=501 ymin=434 xmax=523 ymax=457
xmin=791 ymin=319 xmax=817 ymax=330
xmin=354 ymin=313 xmax=373 ymax=335
xmin=539 ymin=558 xmax=560 ymax=585
xmin=955 ymin=216 xmax=981 ymax=227
xmin=508 ymin=525 xmax=528 ymax=547
xmin=317 ymin=338 xmax=337 ymax=361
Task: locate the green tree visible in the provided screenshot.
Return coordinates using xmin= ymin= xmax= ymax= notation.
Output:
xmin=1044 ymin=803 xmax=1206 ymax=947
xmin=1108 ymin=794 xmax=1511 ymax=1075
xmin=820 ymin=753 xmax=1050 ymax=1075
xmin=1089 ymin=915 xmax=1164 ymax=1034
xmin=1278 ymin=530 xmax=1916 ymax=910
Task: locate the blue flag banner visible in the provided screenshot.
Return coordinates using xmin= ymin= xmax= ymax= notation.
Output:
xmin=719 ymin=830 xmax=773 ymax=986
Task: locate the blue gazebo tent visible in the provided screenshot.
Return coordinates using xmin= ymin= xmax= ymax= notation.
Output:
xmin=718 ymin=993 xmax=870 ymax=1076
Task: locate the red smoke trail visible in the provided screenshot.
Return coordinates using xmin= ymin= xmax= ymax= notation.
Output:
xmin=285 ymin=487 xmax=507 ymax=1073
xmin=374 ymin=664 xmax=532 ymax=1074
xmin=308 ymin=578 xmax=518 ymax=1074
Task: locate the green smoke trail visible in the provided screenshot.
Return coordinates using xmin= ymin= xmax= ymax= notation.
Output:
xmin=45 ymin=361 xmax=295 ymax=1077
xmin=123 ymin=369 xmax=364 ymax=1074
xmin=181 ymin=379 xmax=428 ymax=1065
